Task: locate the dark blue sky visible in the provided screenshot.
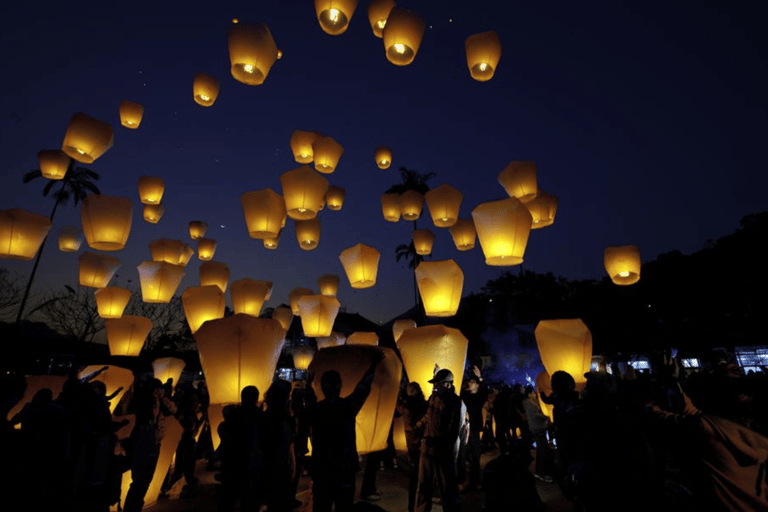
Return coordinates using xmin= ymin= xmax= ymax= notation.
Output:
xmin=1 ymin=0 xmax=766 ymax=324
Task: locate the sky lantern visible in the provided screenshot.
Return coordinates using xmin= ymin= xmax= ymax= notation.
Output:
xmin=367 ymin=0 xmax=396 ymax=38
xmin=143 ymin=204 xmax=165 ymax=224
xmin=95 ymin=287 xmax=131 ymax=318
xmin=325 ymin=186 xmax=346 ymax=211
xmin=297 ymin=295 xmax=340 ymax=337
xmin=382 ymin=7 xmax=425 ymax=66
xmin=465 ymin=31 xmax=501 ymax=82
xmin=78 ymin=365 xmax=133 ymax=414
xmin=280 ymin=166 xmax=329 ymax=220
xmin=412 ymin=229 xmax=435 ymax=256
xmin=0 ymin=209 xmax=51 ymax=260
xmin=425 ymin=184 xmax=463 ymax=227
xmin=526 ymin=190 xmax=559 ymax=229
xmin=339 ymin=243 xmax=380 ymax=289
xmin=149 ymin=239 xmax=189 ymax=266
xmin=199 ymin=261 xmax=230 ymax=292
xmin=38 ymin=150 xmax=69 ymax=180
xmin=119 ymin=100 xmax=144 ymax=129
xmin=263 ymin=234 xmax=280 ymax=250
xmin=472 ymin=197 xmax=533 ymax=266
xmin=380 ymin=193 xmax=401 ymax=222
xmin=347 ymin=332 xmax=379 ymax=346
xmin=318 ymin=274 xmax=340 ymax=297
xmin=197 ymin=238 xmax=217 ymax=261
xmin=58 ymin=227 xmax=83 ymax=252
xmin=535 ymin=319 xmax=592 ymax=389
xmin=290 ymin=287 xmax=314 ymax=315
xmin=448 ymin=218 xmax=476 ymax=251
xmin=295 ymin=218 xmax=321 ymax=250
xmin=137 ymin=261 xmax=185 ymax=303
xmin=182 ymin=285 xmax=225 ymax=334
xmin=392 ymin=319 xmax=416 ymax=344
xmin=399 ymin=190 xmax=423 ymax=221
xmin=397 ymin=324 xmax=468 ymax=394
xmin=61 ymin=112 xmax=114 ymax=164
xmin=79 ymin=252 xmax=120 ymax=288
xmin=193 ymin=73 xmax=220 ymax=107
xmin=415 ymin=260 xmax=464 ymax=317
xmin=189 ymin=221 xmax=208 ymax=240
xmin=81 ymin=195 xmax=132 ymax=251
xmin=374 ymin=146 xmax=393 ymax=169
xmin=604 ymin=245 xmax=641 ymax=285
xmin=290 ymin=130 xmax=319 ymax=164
xmin=227 ymin=21 xmax=279 ymax=86
xmin=312 ymin=135 xmax=344 ymax=174
xmin=272 ymin=306 xmax=293 ymax=330
xmin=137 ymin=176 xmax=164 ymax=205
xmin=106 ymin=316 xmax=153 ymax=356
xmin=241 ymin=189 xmax=287 ymax=240
xmin=292 ymin=346 xmax=316 ymax=371
xmin=179 ymin=244 xmax=195 ymax=266
xmin=231 ymin=278 xmax=273 ymax=316
xmin=498 ymin=161 xmax=538 ymax=203
xmin=536 ymin=370 xmax=554 ymax=422
xmin=153 ymin=357 xmax=186 ymax=390
xmin=194 ymin=314 xmax=287 ymax=405
xmin=316 ymin=331 xmax=346 ymax=349
xmin=315 ymin=0 xmax=358 ymax=35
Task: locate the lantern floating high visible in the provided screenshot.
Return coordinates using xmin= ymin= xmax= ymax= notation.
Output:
xmin=290 ymin=130 xmax=319 ymax=164
xmin=180 ymin=244 xmax=195 ymax=266
xmin=297 ymin=295 xmax=340 ymax=337
xmin=382 ymin=7 xmax=425 ymax=66
xmin=292 ymin=346 xmax=316 ymax=371
xmin=193 ymin=73 xmax=220 ymax=107
xmin=106 ymin=316 xmax=153 ymax=356
xmin=153 ymin=357 xmax=186 ymax=390
xmin=412 ymin=229 xmax=435 ymax=256
xmin=38 ymin=150 xmax=70 ymax=180
xmin=241 ymin=189 xmax=287 ymax=240
xmin=149 ymin=239 xmax=188 ymax=266
xmin=290 ymin=287 xmax=314 ymax=315
xmin=79 ymin=252 xmax=120 ymax=288
xmin=280 ymin=166 xmax=329 ymax=220
xmin=95 ymin=287 xmax=131 ymax=318
xmin=535 ymin=319 xmax=592 ymax=389
xmin=425 ymin=184 xmax=463 ymax=227
xmin=199 ymin=261 xmax=230 ymax=292
xmin=465 ymin=31 xmax=501 ymax=82
xmin=415 ymin=260 xmax=464 ymax=317
xmin=137 ymin=176 xmax=165 ymax=205
xmin=264 ymin=235 xmax=280 ymax=250
xmin=143 ymin=204 xmax=165 ymax=224
xmin=374 ymin=146 xmax=393 ymax=169
xmin=498 ymin=161 xmax=538 ymax=203
xmin=197 ymin=238 xmax=217 ymax=261
xmin=397 ymin=325 xmax=468 ymax=395
xmin=325 ymin=186 xmax=346 ymax=211
xmin=399 ymin=190 xmax=423 ymax=221
xmin=316 ymin=331 xmax=346 ymax=349
xmin=189 ymin=221 xmax=208 ymax=240
xmin=295 ymin=218 xmax=321 ymax=250
xmin=81 ymin=195 xmax=132 ymax=251
xmin=312 ymin=135 xmax=344 ymax=174
xmin=272 ymin=306 xmax=294 ymax=330
xmin=380 ymin=193 xmax=401 ymax=222
xmin=119 ymin=100 xmax=144 ymax=129
xmin=0 ymin=209 xmax=52 ymax=260
xmin=318 ymin=274 xmax=340 ymax=297
xmin=61 ymin=113 xmax=114 ymax=164
xmin=227 ymin=21 xmax=278 ymax=86
xmin=182 ymin=285 xmax=226 ymax=334
xmin=604 ymin=245 xmax=641 ymax=285
xmin=392 ymin=319 xmax=416 ymax=344
xmin=472 ymin=198 xmax=533 ymax=266
xmin=315 ymin=0 xmax=358 ymax=35
xmin=137 ymin=261 xmax=185 ymax=303
xmin=526 ymin=190 xmax=559 ymax=229
xmin=367 ymin=0 xmax=396 ymax=38
xmin=231 ymin=278 xmax=273 ymax=316
xmin=346 ymin=332 xmax=379 ymax=346
xmin=339 ymin=243 xmax=380 ymax=289
xmin=448 ymin=219 xmax=476 ymax=251
xmin=57 ymin=227 xmax=82 ymax=252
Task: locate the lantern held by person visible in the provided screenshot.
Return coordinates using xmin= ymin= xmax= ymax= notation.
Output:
xmin=397 ymin=325 xmax=468 ymax=395
xmin=325 ymin=186 xmax=346 ymax=211
xmin=317 ymin=274 xmax=340 ymax=297
xmin=536 ymin=371 xmax=554 ymax=422
xmin=295 ymin=218 xmax=321 ymax=250
xmin=81 ymin=195 xmax=132 ymax=251
xmin=367 ymin=0 xmax=396 ymax=38
xmin=38 ymin=150 xmax=70 ymax=180
xmin=137 ymin=176 xmax=164 ymax=205
xmin=374 ymin=146 xmax=392 ymax=169
xmin=95 ymin=287 xmax=131 ymax=318
xmin=399 ymin=190 xmax=423 ymax=221
xmin=153 ymin=358 xmax=186 ymax=391
xmin=412 ymin=229 xmax=435 ymax=256
xmin=604 ymin=245 xmax=641 ymax=285
xmin=292 ymin=346 xmax=316 ymax=371
xmin=79 ymin=252 xmax=120 ymax=288
xmin=448 ymin=219 xmax=476 ymax=251
xmin=241 ymin=189 xmax=287 ymax=239
xmin=227 ymin=21 xmax=279 ymax=85
xmin=297 ymin=295 xmax=340 ymax=337
xmin=425 ymin=184 xmax=463 ymax=227
xmin=137 ymin=261 xmax=185 ymax=303
xmin=415 ymin=259 xmax=464 ymax=317
xmin=465 ymin=31 xmax=501 ymax=81
xmin=312 ymin=135 xmax=344 ymax=174
xmin=382 ymin=7 xmax=425 ymax=66
xmin=182 ymin=285 xmax=226 ymax=334
xmin=193 ymin=73 xmax=220 ymax=106
xmin=471 ymin=198 xmax=532 ymax=266
xmin=280 ymin=166 xmax=329 ymax=220
xmin=497 ymin=161 xmax=538 ymax=203
xmin=199 ymin=261 xmax=229 ymax=292
xmin=231 ymin=278 xmax=273 ymax=316
xmin=106 ymin=316 xmax=153 ymax=356
xmin=339 ymin=243 xmax=380 ymax=289
xmin=315 ymin=0 xmax=358 ymax=35
xmin=119 ymin=100 xmax=144 ymax=129
xmin=535 ymin=319 xmax=592 ymax=389
xmin=197 ymin=238 xmax=217 ymax=261
xmin=316 ymin=331 xmax=346 ymax=349
xmin=346 ymin=332 xmax=379 ymax=346
xmin=78 ymin=365 xmax=133 ymax=414
xmin=0 ymin=209 xmax=52 ymax=260
xmin=290 ymin=130 xmax=319 ymax=164
xmin=61 ymin=113 xmax=114 ymax=164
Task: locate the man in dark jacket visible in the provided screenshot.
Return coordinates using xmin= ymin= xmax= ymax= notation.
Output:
xmin=460 ymin=366 xmax=489 ymax=490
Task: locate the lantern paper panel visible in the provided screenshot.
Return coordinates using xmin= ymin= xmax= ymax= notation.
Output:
xmin=315 ymin=0 xmax=358 ymax=35
xmin=290 ymin=287 xmax=314 ymax=315
xmin=189 ymin=221 xmax=208 ymax=240
xmin=138 ymin=176 xmax=165 ymax=205
xmin=498 ymin=161 xmax=538 ymax=203
xmin=399 ymin=190 xmax=423 ymax=221
xmin=58 ymin=226 xmax=83 ymax=252
xmin=38 ymin=150 xmax=70 ymax=180
xmin=153 ymin=357 xmax=186 ymax=390
xmin=79 ymin=252 xmax=120 ymax=288
xmin=143 ymin=204 xmax=165 ymax=224
xmin=228 ymin=21 xmax=278 ymax=85
xmin=297 ymin=295 xmax=340 ymax=337
xmin=318 ymin=274 xmax=340 ymax=297
xmin=231 ymin=278 xmax=273 ymax=316
xmin=316 ymin=331 xmax=346 ymax=349
xmin=81 ymin=195 xmax=133 ymax=251
xmin=137 ymin=261 xmax=185 ymax=303
xmin=295 ymin=218 xmax=321 ymax=250
xmin=290 ymin=130 xmax=319 ymax=164
xmin=182 ymin=285 xmax=226 ymax=334
xmin=325 ymin=186 xmax=346 ymax=211
xmin=149 ymin=239 xmax=188 ymax=266
xmin=143 ymin=417 xmax=184 ymax=508
xmin=106 ymin=316 xmax=153 ymax=356
xmin=241 ymin=189 xmax=287 ymax=239
xmin=465 ymin=31 xmax=501 ymax=82
xmin=180 ymin=244 xmax=195 ymax=266
xmin=415 ymin=259 xmax=464 ymax=317
xmin=61 ymin=113 xmax=114 ymax=164
xmin=382 ymin=7 xmax=425 ymax=66
xmin=471 ymin=197 xmax=533 ymax=266
xmin=393 ymin=319 xmax=416 ymax=344
xmin=392 ymin=414 xmax=407 ymax=453
xmin=197 ymin=238 xmax=217 ymax=261
xmin=339 ymin=243 xmax=380 ymax=289
xmin=95 ymin=287 xmax=132 ymax=318
xmin=526 ymin=190 xmax=559 ymax=229
xmin=199 ymin=261 xmax=230 ymax=292
xmin=78 ymin=365 xmax=134 ymax=414
xmin=412 ymin=229 xmax=435 ymax=256
xmin=280 ymin=166 xmax=329 ymax=220
xmin=535 ymin=371 xmax=554 ymax=422
xmin=292 ymin=346 xmax=316 ymax=371
xmin=193 ymin=73 xmax=220 ymax=106
xmin=380 ymin=193 xmax=401 ymax=222
xmin=604 ymin=245 xmax=641 ymax=285
xmin=397 ymin=325 xmax=468 ymax=395
xmin=347 ymin=332 xmax=379 ymax=346
xmin=312 ymin=136 xmax=344 ymax=174
xmin=535 ymin=319 xmax=592 ymax=388
xmin=448 ymin=219 xmax=476 ymax=251
xmin=272 ymin=306 xmax=294 ymax=330
xmin=119 ymin=100 xmax=144 ymax=129
xmin=425 ymin=184 xmax=463 ymax=228
xmin=0 ymin=209 xmax=52 ymax=261
xmin=374 ymin=146 xmax=393 ymax=169
xmin=367 ymin=0 xmax=396 ymax=38
xmin=6 ymin=376 xmax=67 ymax=422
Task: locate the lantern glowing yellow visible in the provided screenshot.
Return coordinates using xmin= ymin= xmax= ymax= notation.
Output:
xmin=315 ymin=0 xmax=358 ymax=35
xmin=449 ymin=219 xmax=476 ymax=251
xmin=498 ymin=161 xmax=538 ymax=203
xmin=195 ymin=314 xmax=287 ymax=404
xmin=526 ymin=190 xmax=558 ymax=229
xmin=182 ymin=285 xmax=226 ymax=334
xmin=241 ymin=189 xmax=287 ymax=239
xmin=272 ymin=306 xmax=294 ymax=330
xmin=193 ymin=73 xmax=220 ymax=107
xmin=199 ymin=261 xmax=230 ymax=293
xmin=297 ymin=295 xmax=340 ymax=337
xmin=280 ymin=166 xmax=329 ymax=220
xmin=415 ymin=260 xmax=464 ymax=317
xmin=81 ymin=195 xmax=132 ymax=251
xmin=227 ymin=21 xmax=279 ymax=85
xmin=137 ymin=261 xmax=185 ymax=303
xmin=143 ymin=204 xmax=164 ymax=224
xmin=367 ymin=0 xmax=396 ymax=38
xmin=471 ymin=198 xmax=533 ymax=266
xmin=318 ymin=274 xmax=340 ymax=297
xmin=180 ymin=244 xmax=195 ymax=266
xmin=380 ymin=193 xmax=401 ymax=222
xmin=347 ymin=332 xmax=379 ymax=346
xmin=152 ymin=357 xmax=186 ymax=390
xmin=316 ymin=331 xmax=346 ymax=349
xmin=309 ymin=345 xmax=402 ymax=454
xmin=535 ymin=319 xmax=592 ymax=389
xmin=382 ymin=7 xmax=425 ymax=66
xmin=397 ymin=325 xmax=468 ymax=394
xmin=137 ymin=176 xmax=164 ymax=205
xmin=465 ymin=31 xmax=501 ymax=82
xmin=61 ymin=113 xmax=114 ymax=164
xmin=106 ymin=316 xmax=153 ymax=356
xmin=290 ymin=287 xmax=314 ymax=315
xmin=312 ymin=135 xmax=344 ymax=174
xmin=119 ymin=100 xmax=144 ymax=129
xmin=197 ymin=238 xmax=217 ymax=261
xmin=412 ymin=229 xmax=435 ymax=256
xmin=142 ymin=417 xmax=184 ymax=508
xmin=95 ymin=287 xmax=131 ymax=318
xmin=264 ymin=235 xmax=280 ymax=250
xmin=325 ymin=186 xmax=346 ymax=211
xmin=604 ymin=245 xmax=641 ymax=285
xmin=339 ymin=243 xmax=380 ymax=289
xmin=399 ymin=190 xmax=423 ymax=221
xmin=292 ymin=346 xmax=316 ymax=371
xmin=189 ymin=221 xmax=208 ymax=240
xmin=0 ymin=209 xmax=52 ymax=261
xmin=79 ymin=252 xmax=120 ymax=288
xmin=290 ymin=130 xmax=319 ymax=164
xmin=78 ymin=365 xmax=133 ymax=414
xmin=392 ymin=319 xmax=416 ymax=344
xmin=425 ymin=184 xmax=463 ymax=227
xmin=149 ymin=239 xmax=188 ymax=266
xmin=374 ymin=146 xmax=393 ymax=169
xmin=58 ymin=227 xmax=82 ymax=252
xmin=231 ymin=278 xmax=273 ymax=316
xmin=38 ymin=150 xmax=70 ymax=180
xmin=295 ymin=218 xmax=321 ymax=250
xmin=535 ymin=371 xmax=554 ymax=422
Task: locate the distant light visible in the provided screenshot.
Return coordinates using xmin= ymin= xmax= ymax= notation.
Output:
xmin=244 ymin=64 xmax=254 ymax=73
xmin=380 ymin=159 xmax=389 ymax=165
xmin=328 ymin=8 xmax=340 ymax=23
xmin=220 ymin=225 xmax=225 ymax=228
xmin=619 ymin=271 xmax=630 ymax=277
xmin=449 ymin=18 xmax=453 ymax=22
xmin=376 ymin=19 xmax=386 ymax=29
xmin=232 ymin=18 xmax=239 ymax=24
xmin=394 ymin=43 xmax=406 ymax=54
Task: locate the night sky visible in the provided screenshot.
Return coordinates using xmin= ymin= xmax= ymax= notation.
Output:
xmin=1 ymin=1 xmax=766 ymax=325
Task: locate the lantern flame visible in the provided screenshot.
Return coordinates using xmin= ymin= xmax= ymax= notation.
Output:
xmin=394 ymin=43 xmax=406 ymax=54
xmin=329 ymin=8 xmax=340 ymax=22
xmin=244 ymin=64 xmax=254 ymax=73
xmin=377 ymin=20 xmax=386 ymax=29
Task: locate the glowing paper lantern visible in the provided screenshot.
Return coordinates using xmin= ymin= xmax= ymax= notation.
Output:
xmin=312 ymin=135 xmax=344 ymax=174
xmin=119 ymin=100 xmax=144 ymax=129
xmin=137 ymin=261 xmax=185 ymax=303
xmin=180 ymin=244 xmax=195 ymax=266
xmin=272 ymin=306 xmax=293 ymax=330
xmin=425 ymin=184 xmax=463 ymax=227
xmin=189 ymin=221 xmax=208 ymax=240
xmin=199 ymin=261 xmax=229 ymax=292
xmin=380 ymin=193 xmax=401 ymax=222
xmin=137 ymin=176 xmax=164 ymax=205
xmin=106 ymin=316 xmax=153 ymax=356
xmin=280 ymin=166 xmax=329 ymax=220
xmin=316 ymin=331 xmax=346 ymax=349
xmin=227 ymin=21 xmax=279 ymax=86
xmin=143 ymin=417 xmax=183 ymax=507
xmin=79 ymin=252 xmax=120 ymax=288
xmin=241 ymin=189 xmax=287 ymax=239
xmin=297 ymin=295 xmax=340 ymax=337
xmin=95 ymin=287 xmax=131 ymax=318
xmin=536 ymin=370 xmax=554 ymax=422
xmin=412 ymin=229 xmax=435 ymax=256
xmin=448 ymin=219 xmax=476 ymax=251
xmin=57 ymin=227 xmax=82 ymax=252
xmin=315 ymin=0 xmax=358 ymax=35
xmin=0 ymin=209 xmax=52 ymax=260
xmin=149 ymin=239 xmax=190 ymax=266
xmin=397 ymin=325 xmax=468 ymax=395
xmin=465 ymin=31 xmax=501 ymax=82
xmin=197 ymin=238 xmax=217 ymax=261
xmin=61 ymin=113 xmax=114 ymax=164
xmin=382 ymin=7 xmax=425 ymax=66
xmin=535 ymin=319 xmax=592 ymax=388
xmin=78 ymin=365 xmax=133 ymax=414
xmin=81 ymin=195 xmax=132 ymax=251
xmin=194 ymin=314 xmax=287 ymax=404
xmin=264 ymin=235 xmax=280 ymax=250
xmin=415 ymin=260 xmax=464 ymax=317
xmin=339 ymin=243 xmax=380 ymax=289
xmin=374 ymin=146 xmax=393 ymax=169
xmin=143 ymin=204 xmax=164 ymax=224
xmin=399 ymin=190 xmax=423 ymax=221
xmin=318 ymin=274 xmax=340 ymax=297
xmin=193 ymin=73 xmax=220 ymax=107
xmin=182 ymin=285 xmax=226 ymax=334
xmin=38 ymin=150 xmax=69 ymax=180
xmin=290 ymin=287 xmax=314 ymax=315
xmin=367 ymin=0 xmax=396 ymax=38
xmin=526 ymin=190 xmax=558 ymax=229
xmin=295 ymin=218 xmax=321 ymax=250
xmin=292 ymin=346 xmax=316 ymax=371
xmin=290 ymin=130 xmax=319 ymax=164
xmin=153 ymin=357 xmax=186 ymax=390
xmin=471 ymin=198 xmax=533 ymax=266
xmin=231 ymin=278 xmax=273 ymax=316
xmin=325 ymin=186 xmax=346 ymax=211
xmin=498 ymin=161 xmax=538 ymax=203
xmin=347 ymin=332 xmax=379 ymax=346
xmin=604 ymin=245 xmax=641 ymax=285
xmin=392 ymin=319 xmax=416 ymax=344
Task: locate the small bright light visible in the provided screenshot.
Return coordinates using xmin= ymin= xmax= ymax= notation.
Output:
xmin=298 ymin=208 xmax=307 ymax=213
xmin=200 ymin=94 xmax=210 ymax=101
xmin=376 ymin=19 xmax=386 ymax=29
xmin=328 ymin=8 xmax=340 ymax=22
xmin=394 ymin=43 xmax=406 ymax=54
xmin=244 ymin=64 xmax=254 ymax=73
xmin=441 ymin=217 xmax=449 ymax=222
xmin=380 ymin=159 xmax=389 ymax=165
xmin=619 ymin=271 xmax=630 ymax=277
xmin=478 ymin=62 xmax=488 ymax=71
xmin=76 ymin=148 xmax=87 ymax=155
xmin=300 ymin=153 xmax=309 ymax=158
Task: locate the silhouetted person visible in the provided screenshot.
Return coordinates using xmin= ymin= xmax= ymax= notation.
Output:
xmin=165 ymin=383 xmax=202 ymax=494
xmin=482 ymin=444 xmax=544 ymax=512
xmin=460 ymin=365 xmax=488 ymax=490
xmin=397 ymin=381 xmax=427 ymax=512
xmin=523 ymin=385 xmax=553 ymax=482
xmin=262 ymin=380 xmax=295 ymax=512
